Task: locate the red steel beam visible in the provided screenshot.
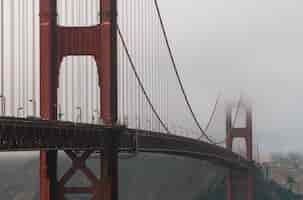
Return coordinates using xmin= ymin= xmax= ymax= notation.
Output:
xmin=100 ymin=0 xmax=118 ymax=125
xmin=40 ymin=0 xmax=58 ymax=200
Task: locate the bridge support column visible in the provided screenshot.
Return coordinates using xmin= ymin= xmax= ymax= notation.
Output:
xmin=225 ymin=102 xmax=253 ymax=200
xmin=39 ymin=0 xmax=117 ymax=199
xmin=39 ymin=0 xmax=58 ymax=199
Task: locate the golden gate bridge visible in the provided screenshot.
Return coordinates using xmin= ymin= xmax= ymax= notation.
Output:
xmin=0 ymin=0 xmax=255 ymax=199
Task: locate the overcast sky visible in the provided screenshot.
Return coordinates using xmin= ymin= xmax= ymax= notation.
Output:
xmin=158 ymin=0 xmax=303 ymax=154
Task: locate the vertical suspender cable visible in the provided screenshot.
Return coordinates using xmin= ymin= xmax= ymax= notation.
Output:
xmin=139 ymin=0 xmax=142 ymax=129
xmin=135 ymin=0 xmax=138 ymax=129
xmin=144 ymin=1 xmax=148 ymax=129
xmin=57 ymin=1 xmax=60 ymax=120
xmin=125 ymin=0 xmax=129 ymax=125
xmin=0 ymin=0 xmax=4 ymax=115
xmin=148 ymin=1 xmax=152 ymax=130
xmin=91 ymin=0 xmax=95 ymax=122
xmin=159 ymin=16 xmax=163 ymax=131
xmin=58 ymin=0 xmax=63 ymax=120
xmin=145 ymin=1 xmax=149 ymax=130
xmin=57 ymin=1 xmax=60 ymax=119
xmin=77 ymin=0 xmax=81 ymax=122
xmin=25 ymin=0 xmax=29 ymax=115
xmin=22 ymin=0 xmax=26 ymax=114
xmin=149 ymin=1 xmax=153 ymax=130
xmin=166 ymin=39 xmax=169 ymax=130
xmin=138 ymin=0 xmax=142 ymax=129
xmin=130 ymin=1 xmax=133 ymax=127
xmin=10 ymin=0 xmax=15 ymax=116
xmin=121 ymin=0 xmax=125 ymax=124
xmin=64 ymin=0 xmax=68 ymax=120
xmin=71 ymin=0 xmax=75 ymax=121
xmin=142 ymin=1 xmax=146 ymax=129
xmin=17 ymin=0 xmax=21 ymax=114
xmin=156 ymin=6 xmax=160 ymax=131
xmin=85 ymin=0 xmax=89 ymax=122
xmin=89 ymin=0 xmax=93 ymax=122
xmin=149 ymin=1 xmax=152 ymax=130
xmin=122 ymin=0 xmax=125 ymax=124
xmin=150 ymin=2 xmax=155 ymax=131
xmin=136 ymin=0 xmax=138 ymax=129
xmin=32 ymin=0 xmax=36 ymax=116
xmin=96 ymin=0 xmax=100 ymax=122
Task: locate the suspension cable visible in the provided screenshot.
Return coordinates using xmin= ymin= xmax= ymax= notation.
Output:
xmin=153 ymin=0 xmax=220 ymax=144
xmin=0 ymin=0 xmax=4 ymax=99
xmin=10 ymin=0 xmax=15 ymax=116
xmin=117 ymin=26 xmax=170 ymax=134
xmin=203 ymin=93 xmax=221 ymax=134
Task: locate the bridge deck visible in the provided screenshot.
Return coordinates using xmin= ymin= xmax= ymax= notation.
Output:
xmin=0 ymin=117 xmax=253 ymax=169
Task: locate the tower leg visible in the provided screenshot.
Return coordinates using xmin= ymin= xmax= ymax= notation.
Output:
xmin=247 ymin=173 xmax=253 ymax=200
xmin=96 ymin=133 xmax=118 ymax=200
xmin=226 ymin=170 xmax=232 ymax=200
xmin=40 ymin=151 xmax=58 ymax=200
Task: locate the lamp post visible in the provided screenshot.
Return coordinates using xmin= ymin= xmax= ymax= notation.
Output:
xmin=76 ymin=106 xmax=82 ymax=123
xmin=0 ymin=95 xmax=5 ymax=116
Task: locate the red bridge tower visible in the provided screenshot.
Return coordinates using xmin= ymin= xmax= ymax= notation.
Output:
xmin=39 ymin=0 xmax=118 ymax=199
xmin=226 ymin=102 xmax=253 ymax=200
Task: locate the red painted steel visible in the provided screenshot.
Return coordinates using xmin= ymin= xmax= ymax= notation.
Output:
xmin=39 ymin=0 xmax=118 ymax=199
xmin=225 ymin=103 xmax=253 ymax=200
xmin=56 ymin=26 xmax=102 ymax=64
xmin=226 ymin=171 xmax=232 ymax=200
xmin=100 ymin=0 xmax=118 ymax=125
xmin=39 ymin=0 xmax=58 ymax=200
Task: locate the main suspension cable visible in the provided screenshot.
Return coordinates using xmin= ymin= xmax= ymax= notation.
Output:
xmin=153 ymin=0 xmax=220 ymax=144
xmin=203 ymin=93 xmax=222 ymax=134
xmin=117 ymin=26 xmax=170 ymax=134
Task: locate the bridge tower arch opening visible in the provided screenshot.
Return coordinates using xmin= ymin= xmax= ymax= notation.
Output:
xmin=225 ymin=102 xmax=253 ymax=200
xmin=39 ymin=0 xmax=118 ymax=199
xmin=58 ymin=56 xmax=100 ymax=123
xmin=231 ymin=138 xmax=247 ymax=159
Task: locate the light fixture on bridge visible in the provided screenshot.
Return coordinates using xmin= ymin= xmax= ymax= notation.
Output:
xmin=123 ymin=115 xmax=129 ymax=127
xmin=92 ymin=110 xmax=99 ymax=124
xmin=0 ymin=95 xmax=6 ymax=116
xmin=76 ymin=106 xmax=82 ymax=123
xmin=17 ymin=107 xmax=24 ymax=117
xmin=28 ymin=99 xmax=37 ymax=117
xmin=57 ymin=104 xmax=63 ymax=120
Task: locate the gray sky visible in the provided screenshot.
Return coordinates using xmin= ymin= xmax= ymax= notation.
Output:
xmin=159 ymin=0 xmax=303 ymax=154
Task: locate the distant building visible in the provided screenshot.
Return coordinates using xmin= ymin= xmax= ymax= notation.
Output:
xmin=262 ymin=161 xmax=303 ymax=194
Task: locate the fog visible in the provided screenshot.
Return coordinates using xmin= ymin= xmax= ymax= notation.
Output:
xmin=159 ymin=0 xmax=303 ymax=154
